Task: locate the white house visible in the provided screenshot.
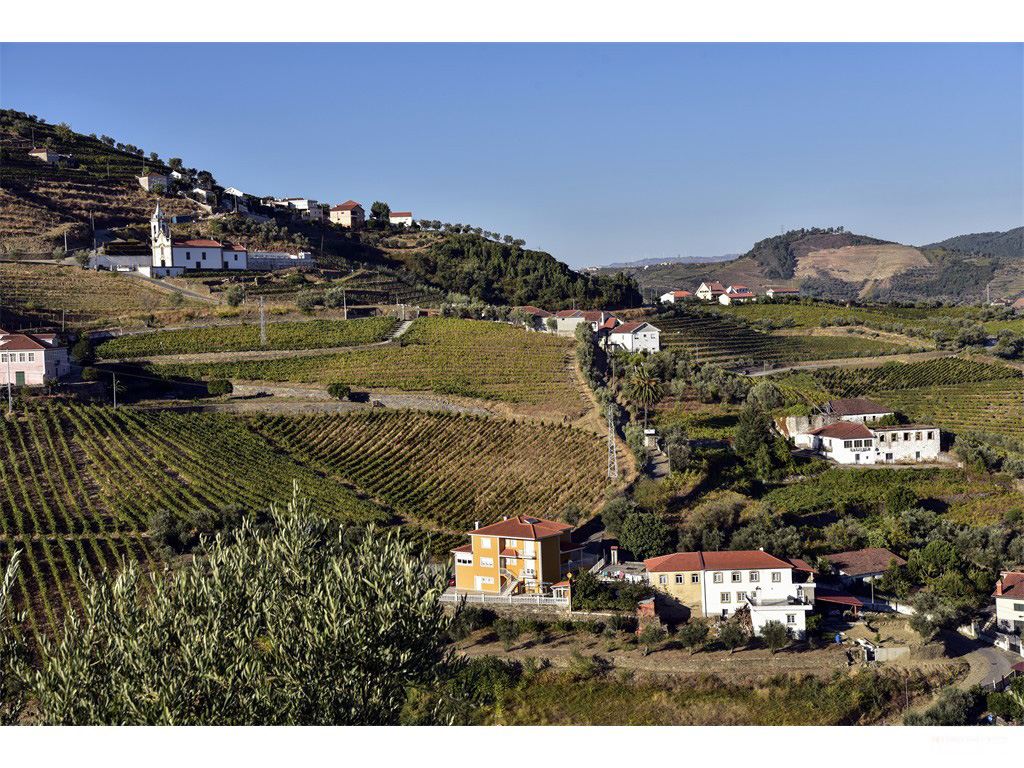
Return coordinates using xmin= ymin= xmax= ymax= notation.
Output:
xmin=170 ymin=170 xmax=185 ymax=180
xmin=552 ymin=310 xmax=617 ymax=336
xmin=726 ymin=285 xmax=750 ymax=294
xmin=719 ymin=291 xmax=756 ymax=305
xmin=223 ymin=187 xmax=246 ymax=198
xmin=389 ymin=211 xmax=414 ymax=227
xmin=138 ymin=172 xmax=170 ymax=192
xmin=766 ymin=288 xmax=800 ymax=299
xmin=0 ymin=330 xmax=71 ymax=386
xmin=28 ymin=147 xmax=70 ymax=166
xmin=606 ymin=321 xmax=661 ymax=353
xmin=645 ymin=550 xmax=814 ymax=639
xmin=795 ymin=420 xmax=940 ymax=465
xmin=511 ymin=306 xmax=553 ymax=331
xmin=281 ymin=198 xmax=324 ymax=221
xmin=660 ymin=290 xmax=693 ymax=303
xmin=993 ymin=572 xmax=1024 ymax=656
xmin=694 ymin=281 xmax=726 ymax=301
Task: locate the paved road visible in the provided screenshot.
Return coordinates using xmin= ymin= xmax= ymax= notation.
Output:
xmin=941 ymin=630 xmax=1019 ymax=689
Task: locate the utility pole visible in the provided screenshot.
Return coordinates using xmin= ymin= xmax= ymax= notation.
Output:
xmin=259 ymin=296 xmax=267 ymax=346
xmin=342 ymin=289 xmax=347 ymax=321
xmin=62 ymin=309 xmax=66 ymax=333
xmin=6 ymin=354 xmax=12 ymax=415
xmin=64 ymin=229 xmax=68 ymax=256
xmin=112 ymin=372 xmax=117 ymax=409
xmin=606 ymin=406 xmax=619 ymax=480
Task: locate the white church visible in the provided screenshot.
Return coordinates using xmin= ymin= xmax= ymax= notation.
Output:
xmin=139 ymin=204 xmax=314 ymax=277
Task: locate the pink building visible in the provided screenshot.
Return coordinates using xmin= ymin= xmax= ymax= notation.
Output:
xmin=0 ymin=330 xmax=71 ymax=386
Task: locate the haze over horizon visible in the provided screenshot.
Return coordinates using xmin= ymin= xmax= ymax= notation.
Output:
xmin=2 ymin=42 xmax=1020 ymax=269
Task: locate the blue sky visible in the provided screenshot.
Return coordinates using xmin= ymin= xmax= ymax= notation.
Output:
xmin=2 ymin=43 xmax=1021 ymax=267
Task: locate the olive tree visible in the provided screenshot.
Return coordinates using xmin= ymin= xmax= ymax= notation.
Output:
xmin=1 ymin=551 xmax=27 ymax=724
xmin=20 ymin=488 xmax=460 ymax=725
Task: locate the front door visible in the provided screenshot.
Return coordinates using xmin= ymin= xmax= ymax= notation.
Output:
xmin=15 ymin=371 xmax=25 ymax=386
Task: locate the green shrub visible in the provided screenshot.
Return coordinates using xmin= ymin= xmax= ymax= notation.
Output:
xmin=207 ymin=379 xmax=233 ymax=397
xmin=326 ymin=382 xmax=351 ymax=401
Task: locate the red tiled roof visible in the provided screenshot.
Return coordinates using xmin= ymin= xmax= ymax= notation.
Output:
xmin=0 ymin=332 xmax=59 ymax=351
xmin=671 ymin=290 xmax=692 ymax=297
xmin=389 ymin=212 xmax=413 ymax=217
xmin=814 ymin=588 xmax=864 ymax=608
xmin=726 ymin=292 xmax=756 ymax=299
xmin=579 ymin=311 xmax=607 ymax=322
xmin=552 ymin=580 xmax=570 ymax=588
xmin=1011 ymin=298 xmax=1024 ymax=309
xmin=555 ymin=309 xmax=582 ymax=318
xmin=769 ymin=288 xmax=800 ymax=293
xmin=451 ymin=544 xmax=472 ymax=553
xmin=806 ymin=421 xmax=874 ymax=440
xmin=500 ymin=548 xmax=518 ymax=557
xmin=996 ymin=572 xmax=1024 ymax=599
xmin=827 ymin=398 xmax=891 ymax=416
xmin=469 ymin=515 xmax=572 ymax=540
xmin=600 ymin=317 xmax=620 ymax=330
xmin=645 ymin=550 xmax=794 ymax=573
xmin=828 ymin=548 xmax=906 ymax=577
xmin=729 ymin=285 xmax=749 ymax=291
xmin=787 ymin=557 xmax=815 ymax=572
xmin=172 ymin=239 xmax=223 ymax=248
xmin=223 ymin=245 xmax=247 ymax=251
xmin=330 ymin=200 xmax=362 ymax=211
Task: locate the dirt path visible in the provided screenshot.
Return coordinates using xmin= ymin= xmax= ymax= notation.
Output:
xmin=123 ymin=272 xmax=221 ymax=303
xmin=744 ymin=349 xmax=957 ymax=377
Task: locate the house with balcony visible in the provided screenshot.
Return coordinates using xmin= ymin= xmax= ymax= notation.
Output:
xmin=451 ymin=515 xmax=584 ymax=596
xmin=644 ymin=550 xmax=814 ymax=638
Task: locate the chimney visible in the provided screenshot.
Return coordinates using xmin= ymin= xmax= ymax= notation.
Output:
xmin=610 ymin=545 xmax=619 ymax=565
xmin=474 ymin=521 xmax=481 ymax=530
xmin=996 ymin=576 xmax=1003 ymax=596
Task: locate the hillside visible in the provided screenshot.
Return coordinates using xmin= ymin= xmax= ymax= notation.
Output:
xmin=0 ymin=109 xmax=639 ymax=312
xmin=595 ymin=225 xmax=1024 ymax=304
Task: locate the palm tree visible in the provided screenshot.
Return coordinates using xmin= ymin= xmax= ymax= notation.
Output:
xmin=628 ymin=365 xmax=664 ymax=429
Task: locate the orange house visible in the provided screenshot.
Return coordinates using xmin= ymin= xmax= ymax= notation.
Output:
xmin=452 ymin=516 xmax=583 ymax=595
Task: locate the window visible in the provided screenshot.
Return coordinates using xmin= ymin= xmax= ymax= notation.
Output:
xmin=927 ymin=431 xmax=934 ymax=440
xmin=18 ymin=353 xmax=25 ymax=362
xmin=505 ymin=539 xmax=517 ymax=549
xmin=479 ymin=557 xmax=494 ymax=569
xmin=786 ymin=614 xmax=796 ymax=625
xmin=749 ymin=571 xmax=759 ymax=582
xmin=886 ymin=453 xmax=893 ymax=461
xmin=0 ymin=354 xmax=5 ymax=363
xmin=843 ymin=440 xmax=852 ymax=449
xmin=713 ymin=572 xmax=723 ymax=583
xmin=691 ymin=574 xmax=700 ymax=583
xmin=737 ymin=591 xmax=747 ymax=602
xmin=1014 ymin=603 xmax=1024 ymax=613
xmin=771 ymin=572 xmax=782 ymax=583
xmin=675 ymin=574 xmax=684 ymax=584
xmin=27 ymin=353 xmax=34 ymax=362
xmin=479 ymin=537 xmax=491 ymax=549
xmin=731 ymin=572 xmax=741 ymax=583
xmin=720 ymin=592 xmax=731 ymax=603
xmin=915 ymin=432 xmax=921 ymax=440
xmin=455 ymin=553 xmax=473 ymax=566
xmin=878 ymin=433 xmax=886 ymax=442
xmin=186 ymin=252 xmax=191 ymax=259
xmin=903 ymin=432 xmax=910 ymax=441
xmin=659 ymin=575 xmax=667 ymax=585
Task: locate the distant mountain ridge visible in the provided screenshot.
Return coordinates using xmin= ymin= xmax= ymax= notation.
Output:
xmin=923 ymin=227 xmax=1023 ymax=260
xmin=594 ymin=253 xmax=739 ymax=270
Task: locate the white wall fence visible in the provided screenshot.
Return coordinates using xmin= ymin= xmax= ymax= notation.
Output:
xmin=441 ymin=592 xmax=569 ymax=608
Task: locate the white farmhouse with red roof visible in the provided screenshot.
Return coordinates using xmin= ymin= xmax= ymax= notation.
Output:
xmin=388 ymin=211 xmax=414 ymax=227
xmin=793 ymin=398 xmax=940 ymax=465
xmin=719 ymin=290 xmax=756 ymax=305
xmin=606 ymin=321 xmax=660 ymax=353
xmin=0 ymin=329 xmax=71 ymax=386
xmin=993 ymin=572 xmax=1024 ymax=656
xmin=645 ymin=550 xmax=814 ymax=638
xmin=659 ymin=289 xmax=693 ymax=304
xmin=694 ymin=281 xmax=726 ymax=301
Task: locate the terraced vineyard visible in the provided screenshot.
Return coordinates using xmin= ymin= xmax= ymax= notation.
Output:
xmin=252 ymin=410 xmax=610 ymax=547
xmin=652 ymin=310 xmax=906 ymax=364
xmin=874 ymin=378 xmax=1024 ymax=439
xmin=0 ymin=262 xmax=197 ymax=329
xmin=151 ymin=318 xmax=587 ymax=418
xmin=0 ymin=404 xmax=385 ymax=638
xmin=806 ymin=357 xmax=1022 ymax=398
xmin=96 ymin=317 xmax=399 ymax=358
xmin=708 ymin=301 xmax=977 ymax=332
